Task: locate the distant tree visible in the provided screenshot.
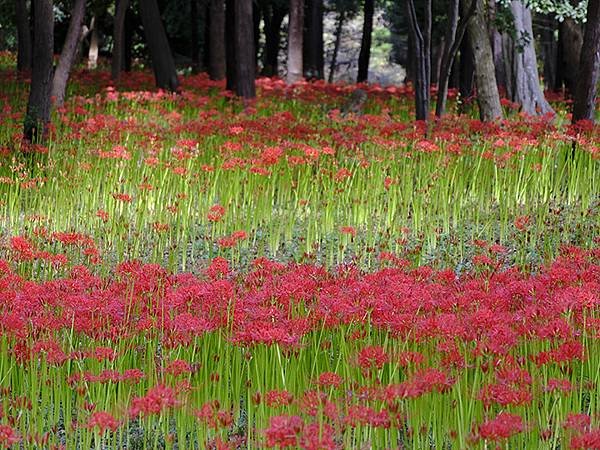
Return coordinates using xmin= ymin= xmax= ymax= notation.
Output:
xmin=304 ymin=0 xmax=324 ymax=79
xmin=573 ymin=0 xmax=600 ymax=122
xmin=261 ymin=0 xmax=287 ymax=76
xmin=406 ymin=0 xmax=431 ymax=121
xmin=208 ymin=0 xmax=226 ymax=80
xmin=233 ymin=0 xmax=255 ymax=98
xmin=15 ymin=0 xmax=32 ymax=73
xmin=357 ymin=0 xmax=374 ymax=83
xmin=24 ymin=0 xmax=53 ymax=143
xmin=52 ymin=0 xmax=86 ymax=107
xmin=139 ymin=0 xmax=179 ymax=91
xmin=112 ymin=0 xmax=130 ymax=81
xmin=287 ymin=0 xmax=304 ymax=84
xmin=190 ymin=0 xmax=200 ymax=73
xmin=465 ymin=0 xmax=503 ymax=121
xmin=501 ymin=1 xmax=554 ymax=116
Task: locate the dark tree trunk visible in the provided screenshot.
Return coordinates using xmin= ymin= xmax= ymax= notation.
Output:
xmin=558 ymin=18 xmax=583 ymax=95
xmin=225 ymin=0 xmax=236 ymax=90
xmin=52 ymin=0 xmax=86 ymax=107
xmin=488 ymin=0 xmax=506 ymax=91
xmin=112 ymin=0 xmax=130 ymax=80
xmin=328 ymin=9 xmax=345 ymax=83
xmin=191 ymin=0 xmax=200 ymax=73
xmin=357 ymin=0 xmax=374 ymax=83
xmin=139 ymin=0 xmax=180 ymax=92
xmin=234 ymin=0 xmax=256 ymax=98
xmin=303 ymin=0 xmax=324 ymax=79
xmin=539 ymin=14 xmax=557 ymax=92
xmin=209 ymin=0 xmax=226 ymax=80
xmin=573 ymin=0 xmax=600 ymax=122
xmin=406 ymin=0 xmax=430 ymax=121
xmin=24 ymin=0 xmax=54 ymax=143
xmin=16 ymin=0 xmax=32 ymax=73
xmin=287 ymin=0 xmax=304 ymax=84
xmin=459 ymin=37 xmax=474 ymax=99
xmin=262 ymin=3 xmax=286 ymax=76
xmin=466 ymin=0 xmax=503 ymax=121
xmin=435 ymin=0 xmax=475 ymax=117
xmin=124 ymin=7 xmax=134 ymax=71
xmin=502 ymin=1 xmax=554 ymax=116
xmin=253 ymin=1 xmax=261 ymax=66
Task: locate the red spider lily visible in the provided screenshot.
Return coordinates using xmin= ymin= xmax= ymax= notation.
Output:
xmin=0 ymin=425 xmax=20 ymax=447
xmin=570 ymin=429 xmax=600 ymax=449
xmin=86 ymin=411 xmax=120 ymax=434
xmin=264 ymin=415 xmax=303 ymax=448
xmin=208 ymin=204 xmax=226 ymax=222
xmin=129 ymin=385 xmax=180 ymax=417
xmin=478 ymin=412 xmax=523 ymax=441
xmin=265 ymin=389 xmax=294 ymax=408
xmin=357 ymin=345 xmax=388 ymax=370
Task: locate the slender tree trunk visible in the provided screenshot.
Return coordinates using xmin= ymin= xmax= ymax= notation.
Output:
xmin=357 ymin=0 xmax=374 ymax=83
xmin=112 ymin=0 xmax=130 ymax=80
xmin=407 ymin=0 xmax=429 ymax=121
xmin=225 ymin=0 xmax=236 ymax=90
xmin=304 ymin=0 xmax=324 ymax=79
xmin=539 ymin=14 xmax=557 ymax=92
xmin=573 ymin=0 xmax=600 ymax=122
xmin=459 ymin=37 xmax=474 ymax=99
xmin=209 ymin=0 xmax=226 ymax=80
xmin=234 ymin=0 xmax=256 ymax=98
xmin=502 ymin=1 xmax=554 ymax=116
xmin=52 ymin=0 xmax=86 ymax=107
xmin=24 ymin=0 xmax=53 ymax=143
xmin=124 ymin=7 xmax=134 ymax=71
xmin=88 ymin=16 xmax=99 ymax=69
xmin=139 ymin=0 xmax=180 ymax=92
xmin=287 ymin=0 xmax=304 ymax=84
xmin=328 ymin=9 xmax=345 ymax=83
xmin=262 ymin=4 xmax=286 ymax=76
xmin=191 ymin=0 xmax=200 ymax=73
xmin=436 ymin=0 xmax=475 ymax=117
xmin=16 ymin=0 xmax=32 ymax=73
xmin=465 ymin=0 xmax=503 ymax=121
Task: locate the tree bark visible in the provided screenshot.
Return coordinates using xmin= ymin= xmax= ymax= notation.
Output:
xmin=436 ymin=0 xmax=475 ymax=117
xmin=406 ymin=0 xmax=429 ymax=121
xmin=262 ymin=2 xmax=286 ymax=77
xmin=112 ymin=0 xmax=130 ymax=81
xmin=357 ymin=0 xmax=374 ymax=83
xmin=139 ymin=0 xmax=180 ymax=92
xmin=225 ymin=0 xmax=236 ymax=90
xmin=328 ymin=9 xmax=345 ymax=83
xmin=465 ymin=0 xmax=503 ymax=121
xmin=459 ymin=36 xmax=474 ymax=99
xmin=287 ymin=0 xmax=304 ymax=84
xmin=24 ymin=0 xmax=53 ymax=143
xmin=209 ymin=0 xmax=226 ymax=80
xmin=234 ymin=0 xmax=256 ymax=98
xmin=52 ymin=0 xmax=86 ymax=107
xmin=16 ymin=0 xmax=32 ymax=73
xmin=572 ymin=0 xmax=600 ymax=122
xmin=557 ymin=18 xmax=583 ymax=95
xmin=502 ymin=1 xmax=554 ymax=116
xmin=303 ymin=0 xmax=324 ymax=79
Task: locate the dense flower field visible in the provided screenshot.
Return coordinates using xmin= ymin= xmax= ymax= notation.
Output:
xmin=0 ymin=54 xmax=599 ymax=448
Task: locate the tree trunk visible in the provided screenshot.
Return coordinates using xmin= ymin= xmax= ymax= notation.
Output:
xmin=406 ymin=0 xmax=429 ymax=121
xmin=459 ymin=37 xmax=474 ymax=99
xmin=234 ymin=0 xmax=256 ymax=98
xmin=558 ymin=18 xmax=583 ymax=95
xmin=502 ymin=1 xmax=554 ymax=116
xmin=328 ymin=9 xmax=345 ymax=83
xmin=209 ymin=0 xmax=226 ymax=80
xmin=303 ymin=0 xmax=324 ymax=79
xmin=225 ymin=0 xmax=236 ymax=90
xmin=191 ymin=0 xmax=200 ymax=73
xmin=436 ymin=0 xmax=475 ymax=117
xmin=52 ymin=0 xmax=86 ymax=107
xmin=287 ymin=0 xmax=304 ymax=84
xmin=357 ymin=0 xmax=374 ymax=83
xmin=262 ymin=3 xmax=286 ymax=77
xmin=124 ymin=7 xmax=134 ymax=71
xmin=572 ymin=0 xmax=600 ymax=122
xmin=466 ymin=0 xmax=503 ymax=121
xmin=139 ymin=0 xmax=180 ymax=92
xmin=16 ymin=0 xmax=32 ymax=73
xmin=88 ymin=16 xmax=99 ymax=69
xmin=253 ymin=1 xmax=261 ymax=67
xmin=112 ymin=0 xmax=130 ymax=80
xmin=24 ymin=0 xmax=53 ymax=143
